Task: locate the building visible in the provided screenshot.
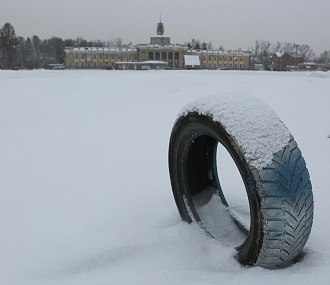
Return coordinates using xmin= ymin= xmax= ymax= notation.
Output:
xmin=64 ymin=21 xmax=250 ymax=70
xmin=270 ymin=52 xmax=303 ymax=71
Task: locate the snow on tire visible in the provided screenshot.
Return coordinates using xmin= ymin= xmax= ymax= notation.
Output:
xmin=168 ymin=93 xmax=314 ymax=269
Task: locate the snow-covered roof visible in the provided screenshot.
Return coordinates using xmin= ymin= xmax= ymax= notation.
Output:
xmin=184 ymin=55 xmax=200 ymax=66
xmin=286 ymin=52 xmax=303 ymax=58
xmin=188 ymin=49 xmax=249 ymax=56
xmin=151 ymin=35 xmax=170 ymax=38
xmin=115 ymin=61 xmax=167 ymax=65
xmin=70 ymin=47 xmax=137 ymax=52
xmin=142 ymin=61 xmax=167 ymax=64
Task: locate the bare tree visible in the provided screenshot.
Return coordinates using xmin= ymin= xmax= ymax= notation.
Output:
xmin=298 ymin=44 xmax=315 ymax=62
xmin=317 ymin=50 xmax=330 ymax=64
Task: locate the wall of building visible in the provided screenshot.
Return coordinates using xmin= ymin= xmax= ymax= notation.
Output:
xmin=65 ymin=47 xmax=139 ymax=69
xmin=64 ymin=22 xmax=250 ymax=70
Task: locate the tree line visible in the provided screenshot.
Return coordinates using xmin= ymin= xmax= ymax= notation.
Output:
xmin=0 ymin=23 xmax=132 ymax=69
xmin=1 ymin=22 xmax=329 ymax=70
xmin=249 ymin=40 xmax=329 ymax=69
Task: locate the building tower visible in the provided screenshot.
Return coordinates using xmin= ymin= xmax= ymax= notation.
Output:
xmin=151 ymin=19 xmax=170 ymax=46
xmin=157 ymin=19 xmax=164 ymax=35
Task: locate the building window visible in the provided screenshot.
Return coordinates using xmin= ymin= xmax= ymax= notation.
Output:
xmin=81 ymin=55 xmax=84 ymax=59
xmin=100 ymin=62 xmax=102 ymax=67
xmin=219 ymin=57 xmax=222 ymax=61
xmin=209 ymin=63 xmax=211 ymax=68
xmin=240 ymin=57 xmax=243 ymax=61
xmin=75 ymin=62 xmax=78 ymax=67
xmin=240 ymin=64 xmax=243 ymax=68
xmin=94 ymin=62 xmax=96 ymax=67
xmin=230 ymin=64 xmax=232 ymax=68
xmin=214 ymin=57 xmax=216 ymax=61
xmin=75 ymin=54 xmax=78 ymax=59
xmin=230 ymin=57 xmax=233 ymax=61
xmin=106 ymin=55 xmax=108 ymax=59
xmin=100 ymin=55 xmax=102 ymax=59
xmin=214 ymin=64 xmax=216 ymax=69
xmin=209 ymin=56 xmax=211 ymax=61
xmin=224 ymin=57 xmax=227 ymax=61
xmin=82 ymin=62 xmax=84 ymax=67
xmin=112 ymin=55 xmax=114 ymax=60
xmin=94 ymin=55 xmax=96 ymax=59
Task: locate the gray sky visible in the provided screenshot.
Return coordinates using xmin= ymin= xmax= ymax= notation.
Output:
xmin=1 ymin=0 xmax=329 ymax=55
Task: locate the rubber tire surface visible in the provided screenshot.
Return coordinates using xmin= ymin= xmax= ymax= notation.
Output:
xmin=168 ymin=112 xmax=314 ymax=269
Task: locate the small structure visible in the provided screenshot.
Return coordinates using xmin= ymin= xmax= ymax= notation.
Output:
xmin=184 ymin=55 xmax=200 ymax=69
xmin=254 ymin=64 xmax=265 ymax=71
xmin=270 ymin=52 xmax=303 ymax=71
xmin=115 ymin=61 xmax=167 ymax=70
xmin=48 ymin=63 xmax=65 ymax=70
xmin=298 ymin=62 xmax=329 ymax=71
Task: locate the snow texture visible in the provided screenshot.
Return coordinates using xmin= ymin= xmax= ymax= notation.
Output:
xmin=179 ymin=93 xmax=291 ymax=169
xmin=0 ymin=70 xmax=329 ymax=285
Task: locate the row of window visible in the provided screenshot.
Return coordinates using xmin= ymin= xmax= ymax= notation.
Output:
xmin=75 ymin=54 xmax=138 ymax=60
xmin=76 ymin=62 xmax=113 ymax=67
xmin=202 ymin=63 xmax=245 ymax=69
xmin=74 ymin=62 xmax=246 ymax=69
xmin=148 ymin=52 xmax=180 ymax=60
xmin=73 ymin=53 xmax=247 ymax=63
xmin=203 ymin=56 xmax=244 ymax=62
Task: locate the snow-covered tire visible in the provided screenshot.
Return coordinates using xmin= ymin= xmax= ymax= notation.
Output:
xmin=168 ymin=94 xmax=314 ymax=269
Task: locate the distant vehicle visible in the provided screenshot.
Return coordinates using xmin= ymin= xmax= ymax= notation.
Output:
xmin=52 ymin=66 xmax=66 ymax=70
xmin=48 ymin=64 xmax=66 ymax=70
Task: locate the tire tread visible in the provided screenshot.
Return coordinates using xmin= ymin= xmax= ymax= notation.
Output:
xmin=257 ymin=137 xmax=313 ymax=268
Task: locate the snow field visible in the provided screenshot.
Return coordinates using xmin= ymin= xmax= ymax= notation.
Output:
xmin=0 ymin=69 xmax=329 ymax=284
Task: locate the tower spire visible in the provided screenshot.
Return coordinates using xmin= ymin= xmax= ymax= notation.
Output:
xmin=157 ymin=18 xmax=164 ymax=35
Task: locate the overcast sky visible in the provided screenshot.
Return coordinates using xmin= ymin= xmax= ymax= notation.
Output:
xmin=1 ymin=0 xmax=329 ymax=55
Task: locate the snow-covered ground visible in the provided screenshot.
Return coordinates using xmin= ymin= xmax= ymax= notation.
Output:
xmin=0 ymin=69 xmax=329 ymax=285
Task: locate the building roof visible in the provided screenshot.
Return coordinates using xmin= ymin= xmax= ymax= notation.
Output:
xmin=285 ymin=52 xmax=303 ymax=58
xmin=68 ymin=47 xmax=137 ymax=52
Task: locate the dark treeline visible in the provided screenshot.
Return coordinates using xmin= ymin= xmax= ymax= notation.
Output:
xmin=0 ymin=22 xmax=132 ymax=69
xmin=1 ymin=22 xmax=329 ymax=69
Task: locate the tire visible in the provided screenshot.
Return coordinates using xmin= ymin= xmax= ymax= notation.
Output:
xmin=168 ymin=94 xmax=314 ymax=269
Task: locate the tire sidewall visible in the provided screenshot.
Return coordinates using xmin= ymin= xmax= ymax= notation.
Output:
xmin=169 ymin=112 xmax=264 ymax=265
